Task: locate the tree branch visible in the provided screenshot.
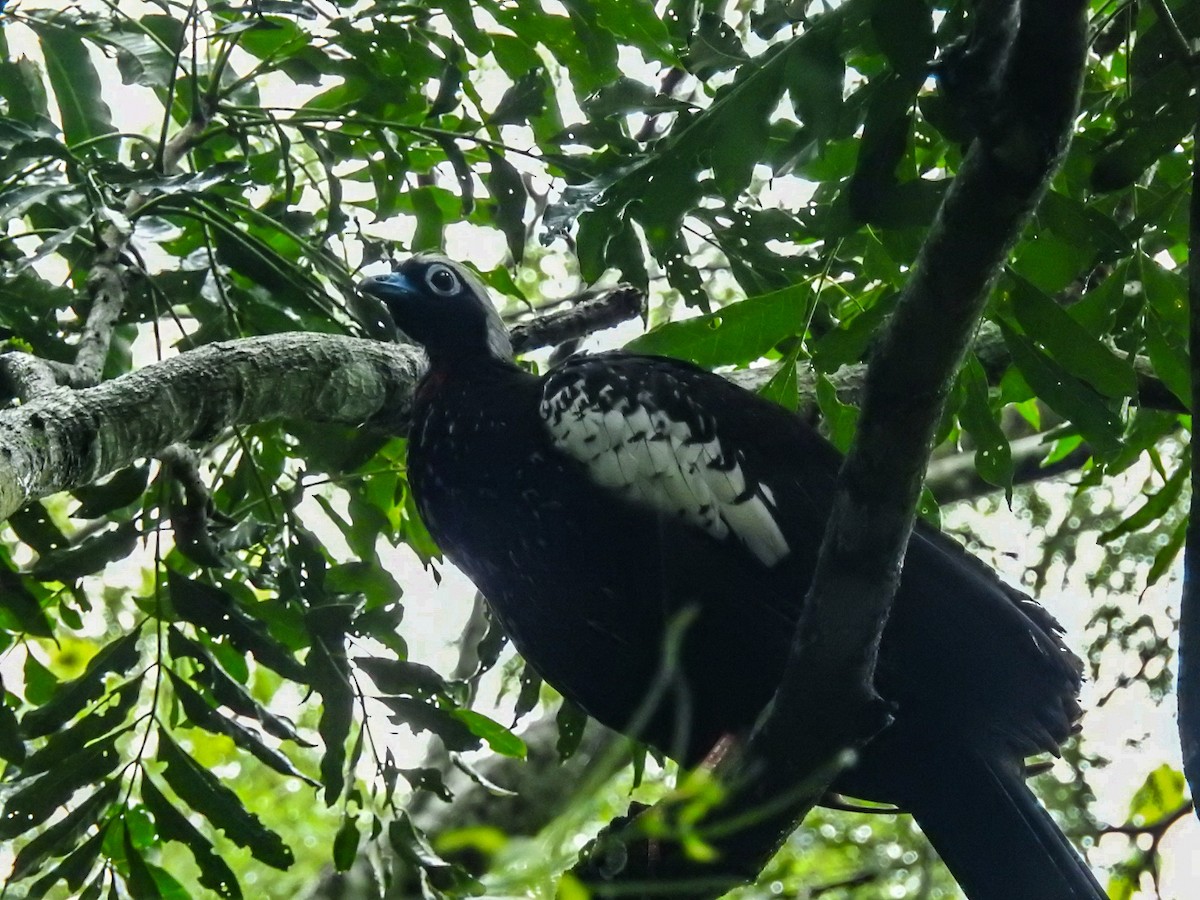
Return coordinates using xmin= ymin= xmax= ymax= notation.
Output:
xmin=508 ymin=285 xmax=644 ymax=355
xmin=0 ymin=335 xmax=424 ymax=522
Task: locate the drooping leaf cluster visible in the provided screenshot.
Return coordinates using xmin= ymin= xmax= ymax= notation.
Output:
xmin=0 ymin=0 xmax=1195 ymax=897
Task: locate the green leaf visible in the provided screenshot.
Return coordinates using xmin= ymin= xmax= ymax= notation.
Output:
xmin=1098 ymin=454 xmax=1189 ymax=544
xmin=626 ymin=282 xmax=811 ymax=369
xmin=22 ymin=677 xmax=140 ymax=776
xmin=142 ymin=775 xmax=242 ymax=899
xmin=22 ymin=630 xmax=141 ymax=738
xmin=410 ymin=185 xmax=445 ymax=253
xmin=1142 ymin=310 xmax=1190 ymax=407
xmin=589 ymin=0 xmax=676 ymax=64
xmin=168 ymin=571 xmax=307 ymax=682
xmin=167 ymin=627 xmax=308 ymax=746
xmin=156 ymin=728 xmax=294 ymax=869
xmin=486 ymin=148 xmax=527 ymax=264
xmin=0 ymin=734 xmax=121 ymax=839
xmin=308 ymin=634 xmax=354 ymax=805
xmin=333 ymin=813 xmax=360 ymax=872
xmin=811 ymin=292 xmax=892 ymax=372
xmin=9 ymin=779 xmax=120 ymax=882
xmin=1146 ymin=516 xmax=1187 ymax=589
xmin=166 ymin=669 xmax=316 ymax=784
xmin=71 ymin=465 xmax=150 ymax=519
xmin=1128 ymin=764 xmax=1186 ymax=821
xmin=0 ymin=558 xmax=53 ymax=637
xmin=1003 ymin=276 xmax=1137 ymax=399
xmin=956 ymin=355 xmax=1013 ymax=492
xmin=430 ymin=134 xmax=474 ymax=216
xmin=23 ymin=828 xmax=104 ymax=899
xmin=382 ymin=696 xmax=480 ymax=751
xmin=999 ymin=323 xmax=1123 ymax=458
xmin=555 ymin=698 xmax=588 ymax=761
xmin=28 ymin=20 xmax=115 ymax=152
xmin=357 ymin=657 xmax=454 ymax=700
xmin=452 ymin=709 xmax=527 ymax=758
xmin=31 ymin=521 xmax=139 ymax=582
xmin=121 ymin=820 xmax=163 ymax=899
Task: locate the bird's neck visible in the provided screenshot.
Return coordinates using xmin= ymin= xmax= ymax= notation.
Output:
xmin=419 ymin=350 xmax=524 ymax=398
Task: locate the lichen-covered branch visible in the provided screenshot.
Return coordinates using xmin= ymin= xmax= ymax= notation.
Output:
xmin=0 ymin=334 xmax=424 ymax=522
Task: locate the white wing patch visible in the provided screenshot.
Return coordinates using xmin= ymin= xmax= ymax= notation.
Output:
xmin=541 ymin=384 xmax=790 ymax=567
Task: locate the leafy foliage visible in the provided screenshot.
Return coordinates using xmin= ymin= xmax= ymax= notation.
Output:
xmin=0 ymin=0 xmax=1195 ymax=897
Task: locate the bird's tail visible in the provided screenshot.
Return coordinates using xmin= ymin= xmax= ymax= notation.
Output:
xmin=901 ymin=748 xmax=1106 ymax=900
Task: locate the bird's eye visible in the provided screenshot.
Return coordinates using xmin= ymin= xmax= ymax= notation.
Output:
xmin=425 ymin=265 xmax=461 ymax=296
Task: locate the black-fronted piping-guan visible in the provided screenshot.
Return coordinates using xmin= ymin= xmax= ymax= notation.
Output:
xmin=358 ymin=254 xmax=1104 ymax=900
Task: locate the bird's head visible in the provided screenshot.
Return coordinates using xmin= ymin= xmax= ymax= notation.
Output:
xmin=357 ymin=255 xmax=514 ymax=366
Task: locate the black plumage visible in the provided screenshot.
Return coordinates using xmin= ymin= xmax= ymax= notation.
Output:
xmin=359 ymin=255 xmax=1104 ymax=900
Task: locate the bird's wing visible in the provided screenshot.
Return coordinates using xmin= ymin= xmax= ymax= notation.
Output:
xmin=539 ymin=354 xmax=791 ymax=567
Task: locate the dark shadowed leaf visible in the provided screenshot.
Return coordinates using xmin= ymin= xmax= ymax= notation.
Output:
xmin=168 ymin=571 xmax=307 ymax=682
xmin=490 ymin=70 xmax=547 ymax=125
xmin=0 ymin=558 xmax=53 ymax=637
xmin=1000 ymin=323 xmax=1123 ymax=458
xmin=357 ymin=657 xmax=454 ymax=700
xmin=27 ymin=20 xmax=115 ymax=152
xmin=166 ymin=669 xmax=316 ymax=784
xmin=71 ymin=465 xmax=150 ymax=519
xmin=513 ymin=664 xmax=543 ymax=724
xmin=156 ymin=728 xmax=294 ymax=869
xmin=333 ymin=813 xmax=360 ymax=872
xmin=22 ymin=677 xmax=140 ymax=776
xmin=556 ymin=699 xmax=588 ymax=761
xmin=121 ymin=821 xmax=163 ymax=899
xmin=166 ymin=627 xmax=308 ymax=745
xmin=398 ymin=766 xmax=454 ymax=802
xmin=0 ymin=734 xmax=121 ymax=839
xmin=1004 ymin=276 xmax=1136 ymax=400
xmin=142 ymin=775 xmax=242 ymax=899
xmin=9 ymin=779 xmax=119 ymax=882
xmin=1098 ymin=455 xmax=1189 ymax=544
xmin=23 ymin=828 xmax=104 ymax=899
xmin=308 ymin=633 xmax=354 ymax=805
xmin=487 ymin=149 xmax=527 ymax=263
xmin=382 ymin=696 xmax=480 ymax=751
xmin=21 ymin=629 xmax=140 ymax=738
xmin=31 ymin=521 xmax=139 ymax=582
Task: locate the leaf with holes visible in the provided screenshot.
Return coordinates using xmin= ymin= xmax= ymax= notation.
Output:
xmin=156 ymin=729 xmax=294 ymax=869
xmin=9 ymin=779 xmax=120 ymax=883
xmin=0 ymin=734 xmax=121 ymax=839
xmin=167 ymin=627 xmax=308 ymax=745
xmin=21 ymin=630 xmax=140 ymax=738
xmin=168 ymin=572 xmax=307 ymax=682
xmin=142 ymin=775 xmax=242 ymax=899
xmin=166 ymin=670 xmax=316 ymax=784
